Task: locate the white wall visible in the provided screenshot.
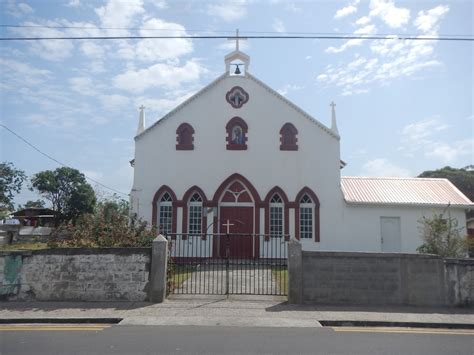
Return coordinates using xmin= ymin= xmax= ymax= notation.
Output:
xmin=339 ymin=204 xmax=467 ymax=253
xmin=131 ymin=72 xmax=344 ymax=244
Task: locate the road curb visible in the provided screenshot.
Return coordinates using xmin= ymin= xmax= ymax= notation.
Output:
xmin=0 ymin=318 xmax=122 ymax=324
xmin=319 ymin=320 xmax=474 ymax=329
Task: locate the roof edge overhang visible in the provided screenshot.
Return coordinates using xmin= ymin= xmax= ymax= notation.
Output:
xmin=343 ymin=200 xmax=474 ymax=209
xmin=246 ymin=73 xmax=340 ymax=140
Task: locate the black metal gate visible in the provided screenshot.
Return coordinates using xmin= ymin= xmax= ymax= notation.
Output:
xmin=167 ymin=233 xmax=288 ymax=296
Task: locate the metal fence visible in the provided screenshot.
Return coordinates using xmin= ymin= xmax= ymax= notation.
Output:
xmin=167 ymin=233 xmax=288 ymax=296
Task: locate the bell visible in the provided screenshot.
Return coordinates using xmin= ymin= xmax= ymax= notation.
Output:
xmin=234 ymin=64 xmax=241 ymax=75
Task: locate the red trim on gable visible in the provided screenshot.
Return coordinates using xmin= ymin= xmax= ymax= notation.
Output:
xmin=294 ymin=187 xmax=320 ymax=242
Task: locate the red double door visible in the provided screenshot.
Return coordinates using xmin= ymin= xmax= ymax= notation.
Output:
xmin=218 ymin=206 xmax=255 ymax=258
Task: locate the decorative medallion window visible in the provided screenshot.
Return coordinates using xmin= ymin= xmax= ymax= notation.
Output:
xmin=226 ymin=116 xmax=248 ymax=150
xmin=280 ymin=123 xmax=298 ymax=151
xmin=158 ymin=192 xmax=173 ymax=236
xmin=226 ymin=86 xmax=249 ymax=109
xmin=176 ymin=123 xmax=195 ymax=150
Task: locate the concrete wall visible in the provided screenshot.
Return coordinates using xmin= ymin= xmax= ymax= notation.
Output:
xmin=289 ymin=242 xmax=473 ymax=307
xmin=0 ymin=248 xmax=151 ymax=301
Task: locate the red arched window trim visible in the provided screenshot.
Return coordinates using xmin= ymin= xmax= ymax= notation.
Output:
xmin=151 ymin=186 xmax=178 ymax=238
xmin=225 ymin=116 xmax=248 ymax=150
xmin=176 ymin=123 xmax=195 ymax=150
xmin=263 ymin=187 xmax=290 ymax=241
xmin=294 ymin=187 xmax=320 ymax=242
xmin=181 ymin=186 xmax=208 ymax=240
xmin=280 ymin=123 xmax=298 ymax=151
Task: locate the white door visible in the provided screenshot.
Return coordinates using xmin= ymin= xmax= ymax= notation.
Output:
xmin=380 ymin=217 xmax=401 ymax=252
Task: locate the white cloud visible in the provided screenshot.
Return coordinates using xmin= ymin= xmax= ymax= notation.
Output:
xmin=305 ymin=55 xmax=312 ymax=60
xmin=80 ymin=41 xmax=106 ymax=58
xmin=273 ymin=18 xmax=286 ymax=33
xmin=361 ymin=158 xmax=411 ymax=177
xmin=414 ymin=5 xmax=449 ymax=34
xmin=425 ymin=140 xmax=473 ymax=163
xmin=134 ymin=18 xmax=193 ymax=62
xmin=69 ymin=77 xmax=98 ymax=96
xmin=99 ymin=94 xmax=130 ymax=111
xmin=152 ymin=0 xmax=168 ymax=9
xmin=207 ymin=0 xmax=247 ymax=22
xmin=401 ymin=118 xmax=449 ymax=143
xmin=5 ymin=0 xmax=34 ymax=17
xmin=113 ymin=60 xmax=207 ymax=93
xmin=66 ymin=0 xmax=81 ymax=7
xmin=277 ymin=84 xmax=304 ymax=96
xmin=325 ymin=24 xmax=377 ymax=53
xmin=95 ymin=0 xmax=144 ymax=32
xmin=0 ymin=58 xmax=52 ymax=88
xmin=369 ymin=0 xmax=410 ymax=28
xmin=355 ymin=16 xmax=370 ymax=25
xmin=335 ymin=5 xmax=357 ymax=19
xmin=397 ymin=118 xmax=471 ymax=164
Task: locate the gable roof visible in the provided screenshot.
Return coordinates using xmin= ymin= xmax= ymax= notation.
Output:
xmin=135 ymin=72 xmax=339 ymax=141
xmin=341 ymin=177 xmax=473 ymax=208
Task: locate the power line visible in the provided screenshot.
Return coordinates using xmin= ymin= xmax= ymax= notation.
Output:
xmin=0 ymin=124 xmax=129 ymax=196
xmin=1 ymin=25 xmax=472 ymax=38
xmin=0 ymin=35 xmax=472 ymax=41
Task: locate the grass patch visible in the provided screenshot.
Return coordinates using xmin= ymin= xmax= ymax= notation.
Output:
xmin=167 ymin=264 xmax=195 ymax=293
xmin=0 ymin=242 xmax=49 ymax=251
xmin=272 ymin=267 xmax=288 ymax=295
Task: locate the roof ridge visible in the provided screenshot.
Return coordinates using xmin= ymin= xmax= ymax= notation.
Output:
xmin=341 ymin=176 xmax=450 ymax=181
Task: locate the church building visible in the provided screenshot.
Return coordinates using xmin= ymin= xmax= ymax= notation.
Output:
xmin=130 ymin=39 xmax=472 ymax=256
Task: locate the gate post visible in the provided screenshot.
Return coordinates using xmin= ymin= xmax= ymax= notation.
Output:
xmin=149 ymin=235 xmax=168 ymax=303
xmin=288 ymin=240 xmax=303 ymax=304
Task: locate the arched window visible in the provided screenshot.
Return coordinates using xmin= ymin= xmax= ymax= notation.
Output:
xmin=188 ymin=193 xmax=203 ymax=236
xmin=269 ymin=194 xmax=284 ymax=238
xmin=280 ymin=123 xmax=298 ymax=151
xmin=295 ymin=187 xmax=320 ymax=242
xmin=299 ymin=194 xmax=313 ymax=239
xmin=176 ymin=123 xmax=195 ymax=150
xmin=226 ymin=116 xmax=248 ymax=150
xmin=158 ymin=192 xmax=173 ymax=236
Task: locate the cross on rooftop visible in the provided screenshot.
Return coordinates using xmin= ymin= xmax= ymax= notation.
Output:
xmin=228 ymin=28 xmax=246 ymax=52
xmin=330 ymin=102 xmax=336 ymax=108
xmin=139 ymin=105 xmax=145 ymax=111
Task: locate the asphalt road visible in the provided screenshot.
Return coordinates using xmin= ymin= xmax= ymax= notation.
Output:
xmin=1 ymin=324 xmax=473 ymax=355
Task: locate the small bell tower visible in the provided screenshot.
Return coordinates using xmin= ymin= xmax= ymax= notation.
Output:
xmin=225 ymin=29 xmax=250 ymax=76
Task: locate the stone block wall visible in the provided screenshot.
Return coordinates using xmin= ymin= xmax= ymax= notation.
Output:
xmin=289 ymin=242 xmax=473 ymax=307
xmin=0 ymin=248 xmax=151 ymax=301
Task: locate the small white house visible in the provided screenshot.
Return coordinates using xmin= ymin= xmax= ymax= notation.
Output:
xmin=129 ymin=44 xmax=472 ymax=256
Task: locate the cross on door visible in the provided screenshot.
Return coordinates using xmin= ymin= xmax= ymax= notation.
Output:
xmin=222 ymin=219 xmax=234 ymax=234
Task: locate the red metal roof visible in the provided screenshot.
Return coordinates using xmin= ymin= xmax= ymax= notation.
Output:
xmin=341 ymin=177 xmax=473 ymax=207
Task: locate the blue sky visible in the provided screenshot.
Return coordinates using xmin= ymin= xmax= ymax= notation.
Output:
xmin=0 ymin=0 xmax=473 ymax=206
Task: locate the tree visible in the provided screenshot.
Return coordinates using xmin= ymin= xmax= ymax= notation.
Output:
xmin=30 ymin=167 xmax=96 ymax=222
xmin=18 ymin=199 xmax=46 ymax=209
xmin=418 ymin=166 xmax=474 ymax=201
xmin=417 ymin=212 xmax=469 ymax=258
xmin=0 ymin=162 xmax=26 ymax=210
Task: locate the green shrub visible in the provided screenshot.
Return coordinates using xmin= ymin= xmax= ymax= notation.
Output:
xmin=417 ymin=212 xmax=469 ymax=258
xmin=48 ymin=204 xmax=156 ymax=248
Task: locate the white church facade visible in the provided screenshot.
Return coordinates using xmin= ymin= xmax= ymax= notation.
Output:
xmin=130 ymin=45 xmax=472 ymax=256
